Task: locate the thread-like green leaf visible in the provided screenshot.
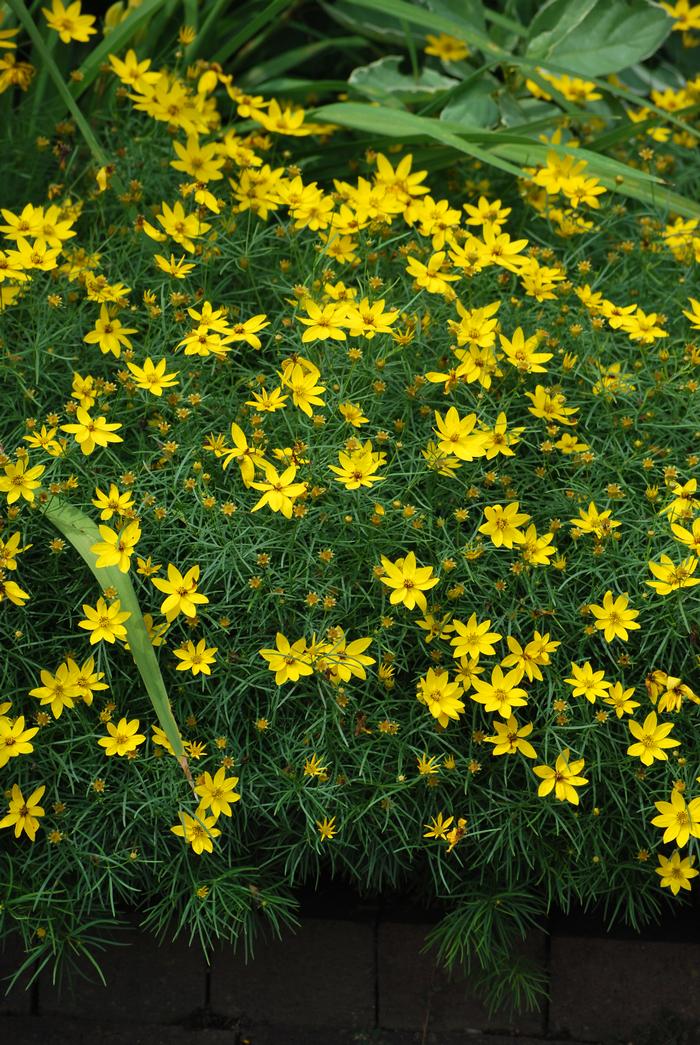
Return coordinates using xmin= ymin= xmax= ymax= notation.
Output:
xmin=40 ymin=495 xmax=191 ymax=781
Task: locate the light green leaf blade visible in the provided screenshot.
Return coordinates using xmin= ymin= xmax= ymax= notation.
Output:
xmin=40 ymin=495 xmax=190 ymax=779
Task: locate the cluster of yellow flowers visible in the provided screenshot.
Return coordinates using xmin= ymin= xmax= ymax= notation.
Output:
xmin=0 ymin=15 xmax=698 ymax=907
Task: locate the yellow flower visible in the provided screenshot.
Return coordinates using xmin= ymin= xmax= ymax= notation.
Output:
xmin=297 ymin=300 xmax=349 ymax=342
xmin=647 ymin=554 xmax=700 ymax=595
xmin=449 ymin=613 xmax=501 ymax=661
xmin=656 ymin=850 xmax=699 ymax=895
xmin=485 ymin=715 xmax=537 ymax=758
xmin=83 ymin=304 xmax=137 ymax=357
xmin=564 ymin=661 xmax=611 ymax=703
xmin=478 ymin=502 xmax=530 ymax=549
xmin=627 ymin=711 xmax=679 ymax=766
xmin=29 ymin=661 xmax=80 ymax=718
xmin=416 ymin=668 xmax=465 ymax=727
xmin=588 ymin=591 xmax=640 ymax=642
xmin=61 ymin=408 xmax=123 ymax=455
xmin=195 ymin=767 xmax=241 ymax=817
xmin=98 ymin=717 xmax=145 ymax=757
xmin=153 ymin=253 xmax=196 ymax=279
xmin=152 ymin=563 xmax=209 ymax=621
xmin=602 ymin=682 xmax=639 ymax=718
xmin=378 ymin=551 xmax=439 ymax=612
xmin=127 ymin=357 xmax=179 ymax=396
xmin=0 ymin=715 xmax=39 ymax=768
xmin=174 ymin=638 xmax=218 ymax=676
xmin=0 ymin=457 xmax=44 ymax=504
xmin=42 ymin=0 xmax=96 ymax=43
xmin=499 ymin=327 xmax=553 ymax=373
xmin=316 ymin=816 xmax=337 ymax=841
xmin=249 ymin=463 xmax=307 ymax=519
xmin=651 ymin=790 xmax=700 ymax=847
xmin=259 ymin=633 xmax=313 ymax=685
xmin=533 ymin=750 xmax=588 ymax=805
xmin=0 ymin=784 xmax=46 ymax=841
xmin=92 ymin=483 xmax=134 ymax=520
xmin=78 ymin=597 xmax=131 ymax=644
xmin=171 ymin=807 xmax=221 ymax=855
xmin=433 ymin=407 xmax=488 ymax=461
xmin=470 ymin=665 xmax=528 ymax=718
xmin=90 ymin=520 xmax=141 ymax=573
xmin=424 ymin=32 xmax=469 ymax=60
xmin=423 ymin=812 xmax=454 ymax=839
xmin=329 ymin=441 xmax=386 ymax=490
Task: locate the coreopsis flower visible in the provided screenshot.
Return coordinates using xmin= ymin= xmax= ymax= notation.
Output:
xmin=29 ymin=661 xmax=80 ymax=718
xmin=0 ymin=532 xmax=30 ymax=571
xmin=0 ymin=457 xmax=44 ymax=504
xmin=126 ymin=357 xmax=179 ymax=396
xmin=195 ymin=767 xmax=241 ymax=817
xmin=564 ymin=661 xmax=611 ymax=703
xmin=651 ymin=790 xmax=700 ymax=847
xmin=660 ymin=479 xmax=698 ymax=522
xmin=0 ymin=573 xmax=30 ymax=606
xmin=671 ymin=517 xmax=700 ymax=554
xmin=92 ymin=484 xmax=134 ymax=521
xmin=83 ymin=304 xmax=137 ymax=357
xmin=470 ymin=665 xmax=528 ymax=718
xmin=42 ymin=0 xmax=96 ymax=43
xmin=152 ymin=564 xmax=209 ymax=621
xmin=588 ymin=591 xmax=640 ymax=642
xmin=423 ymin=812 xmax=454 ymax=839
xmin=627 ymin=711 xmax=680 ymax=766
xmin=316 ymin=633 xmax=375 ymax=683
xmin=569 ymin=502 xmax=621 ymax=538
xmin=153 ymin=201 xmax=211 ymax=252
xmin=258 ymin=633 xmax=313 ymax=685
xmin=174 ymin=638 xmax=218 ymax=676
xmin=297 ymin=300 xmax=348 ymax=342
xmin=108 ymin=49 xmax=161 ymax=91
xmin=416 ymin=668 xmax=465 ymax=727
xmin=646 ymin=554 xmax=700 ymax=595
xmin=329 ymin=441 xmax=386 ymax=490
xmin=317 ymin=816 xmax=337 ymax=841
xmin=479 ymin=502 xmax=530 ymax=548
xmin=449 ymin=614 xmax=502 ymax=660
xmin=171 ymin=807 xmax=221 ymax=854
xmin=433 ymin=407 xmax=488 ymax=461
xmin=533 ymin=750 xmax=588 ymax=805
xmin=655 ymin=675 xmax=698 ymax=714
xmin=229 ymin=314 xmax=269 ymax=349
xmin=79 ymin=598 xmax=131 ymax=644
xmin=23 ymin=424 xmax=62 ymax=456
xmin=279 ymin=361 xmax=326 ymax=416
xmin=90 ymin=521 xmax=141 ymax=573
xmin=154 ymin=254 xmax=196 ymax=278
xmin=656 ymin=851 xmax=699 ymax=895
xmin=485 ymin=715 xmax=537 ymax=758
xmin=170 ymin=133 xmax=225 ymax=181
xmin=66 ymin=655 xmax=108 ymax=705
xmin=0 ymin=784 xmax=45 ymax=841
xmin=424 ymin=32 xmax=469 ymax=61
xmin=499 ymin=327 xmax=553 ymax=373
xmin=98 ymin=718 xmax=146 ymax=757
xmin=0 ymin=716 xmax=39 ymax=768
xmin=378 ymin=552 xmax=438 ymax=612
xmin=406 ymin=251 xmax=459 ymax=294
xmin=303 ymin=753 xmax=328 ymax=778
xmin=345 ymin=298 xmax=400 ymax=339
xmin=250 ymin=463 xmax=307 ymax=518
xmin=602 ymin=682 xmax=639 ymax=718
xmin=61 ymin=408 xmax=123 ymax=455
xmin=500 ymin=636 xmax=543 ymax=683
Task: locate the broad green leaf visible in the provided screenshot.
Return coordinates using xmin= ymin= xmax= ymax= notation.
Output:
xmin=526 ymin=0 xmax=598 ymax=56
xmin=311 ymin=101 xmax=526 ymax=176
xmin=529 ymin=0 xmax=673 ymax=78
xmin=440 ymin=79 xmax=499 ymax=128
xmin=425 ymin=0 xmax=487 ymax=34
xmin=349 ymin=55 xmax=459 ymax=106
xmin=339 ymin=0 xmax=504 ymax=56
xmin=40 ymin=495 xmax=191 ymax=780
xmin=323 ymin=0 xmax=424 ymax=44
xmin=240 ymin=35 xmax=368 ymax=87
